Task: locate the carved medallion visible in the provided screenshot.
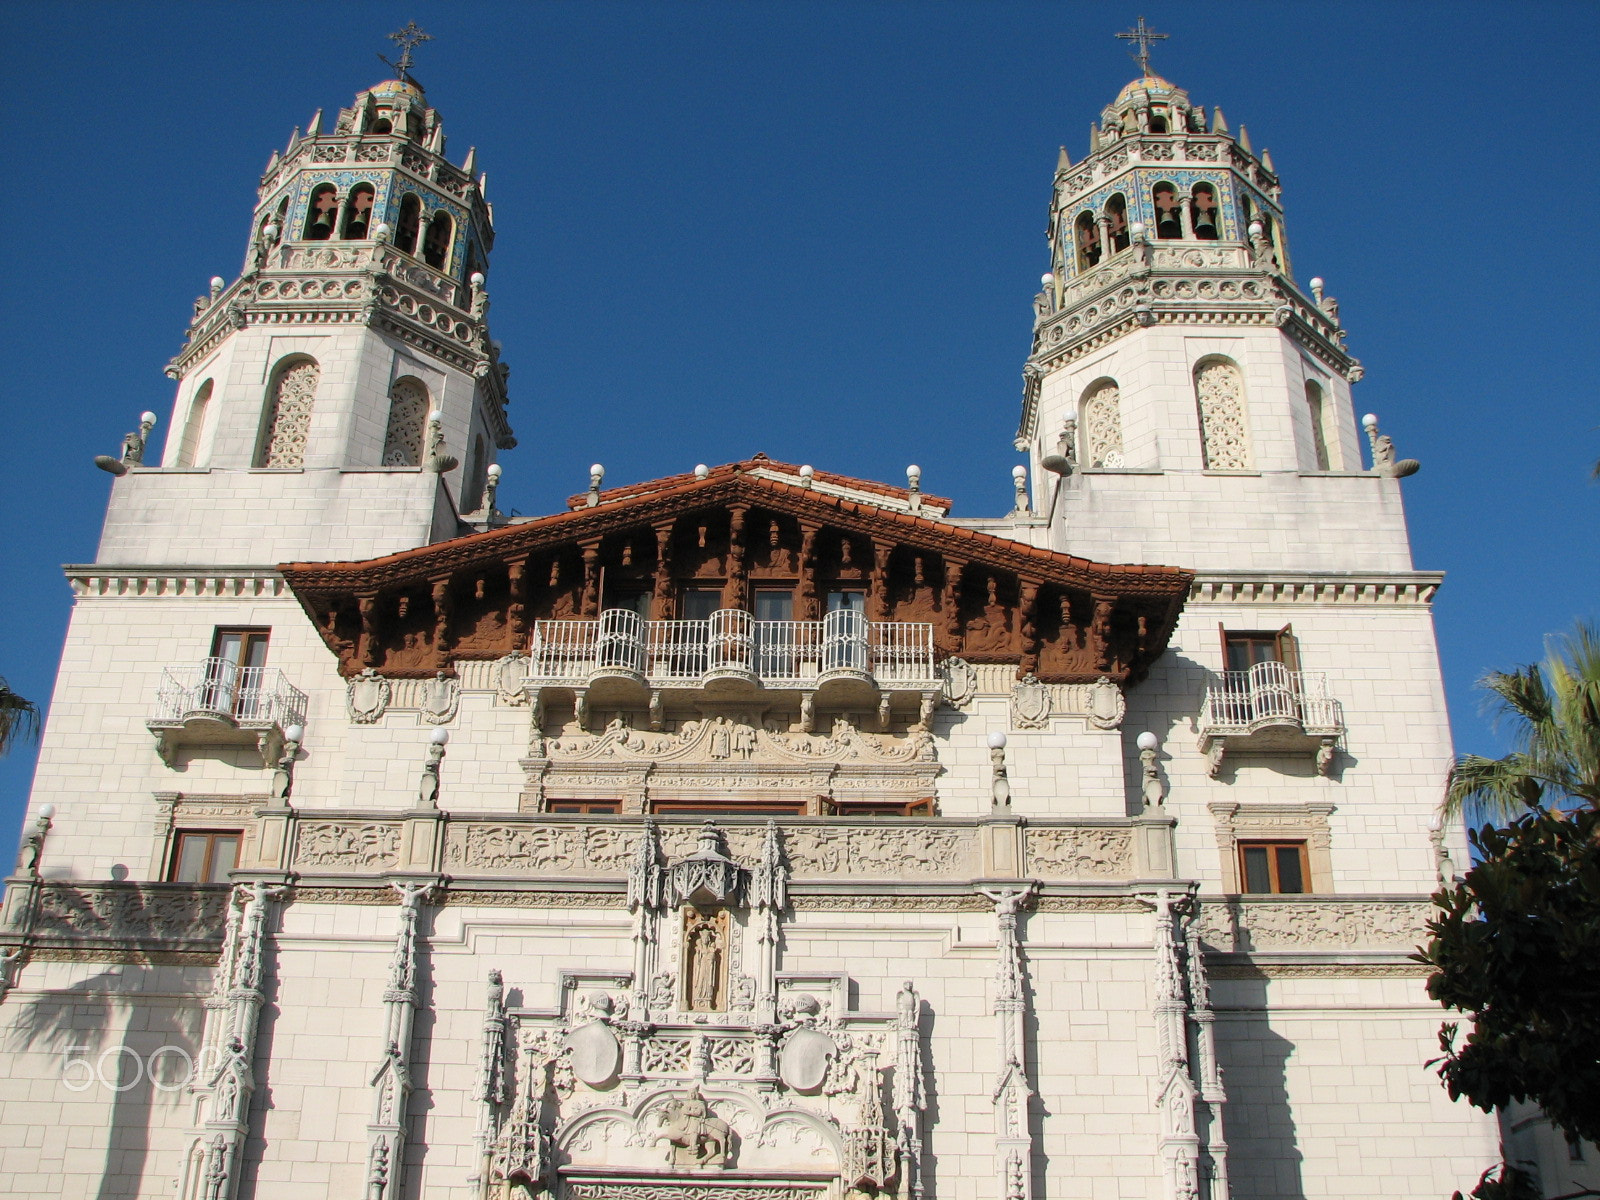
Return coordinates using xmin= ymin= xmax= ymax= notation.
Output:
xmin=778 ymin=1026 xmax=838 ymax=1093
xmin=1010 ymin=674 xmax=1051 ymax=730
xmin=346 ymin=668 xmax=391 ymax=724
xmin=565 ymin=1021 xmax=622 ymax=1088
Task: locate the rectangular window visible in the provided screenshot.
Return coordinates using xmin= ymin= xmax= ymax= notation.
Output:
xmin=546 ymin=800 xmax=622 ymax=815
xmin=824 ymin=797 xmax=936 ymax=817
xmin=1239 ymin=841 xmax=1309 ymax=894
xmin=170 ymin=831 xmax=241 ymax=883
xmin=679 ymin=589 xmax=722 ymax=621
xmin=606 ymin=592 xmax=650 ymax=619
xmin=826 ymin=590 xmax=865 ymax=614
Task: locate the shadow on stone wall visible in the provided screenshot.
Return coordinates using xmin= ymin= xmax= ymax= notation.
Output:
xmin=1213 ymin=972 xmax=1304 ymax=1200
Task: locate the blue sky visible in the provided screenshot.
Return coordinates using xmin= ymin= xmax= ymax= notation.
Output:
xmin=1 ymin=2 xmax=1596 ymax=860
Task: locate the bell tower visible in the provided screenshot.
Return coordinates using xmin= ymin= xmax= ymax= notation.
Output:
xmin=1018 ymin=63 xmax=1418 ymax=573
xmin=97 ymin=38 xmax=515 ymax=567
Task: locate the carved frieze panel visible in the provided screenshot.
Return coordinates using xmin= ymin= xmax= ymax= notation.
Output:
xmin=1025 ymin=826 xmax=1135 ymax=879
xmin=294 ymin=820 xmax=401 ymax=870
xmin=30 ymin=882 xmax=228 ymax=947
xmin=1195 ymin=899 xmax=1431 ymax=953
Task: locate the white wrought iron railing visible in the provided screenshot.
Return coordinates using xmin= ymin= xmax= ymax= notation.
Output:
xmin=151 ymin=658 xmax=309 ymax=728
xmin=1199 ymin=661 xmax=1344 ymax=736
xmin=527 ymin=609 xmax=937 ymax=689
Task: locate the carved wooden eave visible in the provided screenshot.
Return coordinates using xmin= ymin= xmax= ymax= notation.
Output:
xmin=280 ymin=457 xmax=1193 ymax=683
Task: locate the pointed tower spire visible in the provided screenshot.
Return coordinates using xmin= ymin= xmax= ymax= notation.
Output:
xmin=462 ymin=146 xmax=477 ymax=175
xmin=1238 ymin=125 xmax=1252 ymax=152
xmin=1211 ymin=107 xmax=1228 ymax=134
xmin=1261 ymin=148 xmax=1275 ymax=172
xmin=1056 ymin=146 xmax=1071 ymax=172
xmin=307 ymin=109 xmax=323 ymax=137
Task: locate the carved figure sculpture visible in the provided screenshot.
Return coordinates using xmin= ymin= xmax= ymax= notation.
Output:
xmin=685 ymin=915 xmax=724 ymax=1011
xmin=656 ymin=1087 xmax=730 ymax=1168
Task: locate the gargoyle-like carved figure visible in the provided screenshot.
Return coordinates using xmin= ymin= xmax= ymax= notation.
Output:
xmin=655 ymin=1087 xmax=731 ymax=1168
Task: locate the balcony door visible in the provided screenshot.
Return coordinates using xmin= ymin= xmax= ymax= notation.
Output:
xmin=207 ymin=628 xmax=270 ymax=718
xmin=754 ymin=590 xmax=796 ymax=679
xmin=1221 ymin=625 xmax=1299 ymax=721
xmin=824 ymin=590 xmax=868 ymax=672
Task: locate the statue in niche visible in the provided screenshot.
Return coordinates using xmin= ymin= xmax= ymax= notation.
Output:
xmin=684 ymin=911 xmax=725 ymax=1011
xmin=656 ymin=1087 xmax=731 ymax=1169
xmin=964 ymin=577 xmax=1011 ymax=653
xmin=732 ymin=722 xmax=757 ymax=759
xmin=709 ymin=717 xmax=732 ymax=760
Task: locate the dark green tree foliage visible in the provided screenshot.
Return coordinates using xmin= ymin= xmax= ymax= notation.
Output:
xmin=1421 ymin=807 xmax=1600 ymax=1145
xmin=1452 ymin=1163 xmax=1541 ymax=1200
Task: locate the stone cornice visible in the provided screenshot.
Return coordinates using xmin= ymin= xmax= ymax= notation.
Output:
xmin=66 ymin=565 xmax=292 ymax=599
xmin=1188 ymin=571 xmax=1443 ymax=606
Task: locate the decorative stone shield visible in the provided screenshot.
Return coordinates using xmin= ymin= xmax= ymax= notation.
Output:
xmin=346 ymin=668 xmax=391 ymax=724
xmin=419 ymin=671 xmax=460 ymax=725
xmin=1010 ymin=674 xmax=1051 ymax=730
xmin=493 ymin=653 xmax=529 ymax=706
xmin=1087 ymin=675 xmax=1126 ymax=730
xmin=941 ymin=657 xmax=977 ymax=709
xmin=565 ymin=1021 xmax=622 ymax=1088
xmin=778 ymin=1026 xmax=837 ymax=1093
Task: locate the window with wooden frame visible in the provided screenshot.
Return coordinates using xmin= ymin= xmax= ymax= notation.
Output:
xmin=1220 ymin=624 xmax=1299 ymax=673
xmin=823 ymin=797 xmax=936 ymax=817
xmin=1238 ymin=840 xmax=1309 ymax=894
xmin=546 ymin=800 xmax=622 ymax=815
xmin=649 ymin=799 xmax=806 ymax=817
xmin=169 ymin=831 xmax=241 ymax=883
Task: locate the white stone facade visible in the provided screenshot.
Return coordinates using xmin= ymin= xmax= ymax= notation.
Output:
xmin=0 ymin=71 xmax=1499 ymax=1200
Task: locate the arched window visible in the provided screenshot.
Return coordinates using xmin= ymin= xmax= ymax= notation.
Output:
xmin=1304 ymin=380 xmax=1335 ymax=470
xmin=1079 ymin=378 xmax=1125 ymax=468
xmin=463 ymin=434 xmax=488 ymax=512
xmin=1106 ymin=194 xmax=1130 ymax=253
xmin=174 ymin=379 xmax=213 ymax=468
xmin=396 ymin=194 xmax=422 ymax=255
xmin=382 ymin=377 xmax=429 ymax=466
xmin=1147 ymin=108 xmax=1169 ymax=134
xmin=1194 ymin=358 xmax=1252 ymax=470
xmin=340 ymin=184 xmax=375 ymax=240
xmin=423 ymin=211 xmax=453 ymax=271
xmin=1190 ymin=183 xmax=1219 ymax=240
xmin=305 ymin=184 xmax=338 ymax=241
xmin=1075 ymin=211 xmax=1101 ymax=269
xmin=1152 ymin=182 xmax=1183 ymax=240
xmin=256 ymin=358 xmax=319 ymax=468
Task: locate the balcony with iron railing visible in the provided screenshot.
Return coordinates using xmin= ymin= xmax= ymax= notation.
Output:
xmin=526 ymin=608 xmax=939 ymax=707
xmin=147 ymin=658 xmax=308 ymax=767
xmin=1197 ymin=660 xmax=1345 ymax=777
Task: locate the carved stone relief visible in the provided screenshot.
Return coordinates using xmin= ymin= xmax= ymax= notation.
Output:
xmin=294 ymin=821 xmax=401 ymax=869
xmin=1086 ymin=675 xmax=1126 ymax=729
xmin=418 ymin=671 xmax=460 ymax=724
xmin=941 ymin=656 xmax=977 ymax=709
xmin=682 ymin=909 xmax=730 ymax=1012
xmin=1194 ymin=899 xmax=1430 ymax=953
xmin=259 ymin=360 xmax=318 ymax=469
xmin=494 ymin=653 xmax=530 ymax=706
xmin=1025 ymin=826 xmax=1135 ymax=879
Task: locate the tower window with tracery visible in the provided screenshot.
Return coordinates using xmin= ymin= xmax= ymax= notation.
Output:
xmin=341 ymin=184 xmax=375 ymax=240
xmin=423 ymin=211 xmax=453 ymax=271
xmin=396 ymin=194 xmax=422 ymax=256
xmin=1190 ymin=183 xmax=1219 ymax=240
xmin=1080 ymin=379 xmax=1126 ymax=468
xmin=381 ymin=377 xmax=429 ymax=466
xmin=305 ymin=184 xmax=339 ymax=241
xmin=256 ymin=359 xmax=319 ymax=469
xmin=1152 ymin=183 xmax=1183 ymax=239
xmin=1194 ymin=358 xmax=1252 ymax=470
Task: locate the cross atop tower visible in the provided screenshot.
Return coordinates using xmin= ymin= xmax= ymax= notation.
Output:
xmin=1115 ymin=16 xmax=1168 ymax=78
xmin=381 ymin=21 xmax=433 ymax=85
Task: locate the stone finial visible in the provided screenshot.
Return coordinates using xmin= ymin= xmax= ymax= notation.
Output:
xmin=95 ymin=411 xmax=157 ymax=476
xmin=270 ymin=725 xmax=304 ymax=803
xmin=484 ymin=463 xmax=501 ymax=516
xmin=1010 ymin=464 xmax=1030 ymax=516
xmin=586 ymin=463 xmax=604 ymax=507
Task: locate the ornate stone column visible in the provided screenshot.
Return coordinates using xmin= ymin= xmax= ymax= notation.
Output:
xmin=981 ymin=884 xmax=1037 ymax=1200
xmin=894 ymin=981 xmax=928 ymax=1200
xmin=366 ymin=882 xmax=433 ymax=1200
xmin=190 ymin=881 xmax=281 ymax=1200
xmin=749 ymin=822 xmax=788 ymax=1023
xmin=626 ymin=821 xmax=665 ymax=1021
xmin=1151 ymin=891 xmax=1203 ymax=1200
xmin=473 ymin=969 xmax=509 ymax=1200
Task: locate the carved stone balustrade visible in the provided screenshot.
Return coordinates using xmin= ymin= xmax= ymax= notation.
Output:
xmin=0 ymin=880 xmax=229 ymax=962
xmin=1194 ymin=895 xmax=1432 ymax=964
xmin=148 ymin=657 xmax=308 ymax=767
xmin=1196 ymin=661 xmax=1344 ymax=777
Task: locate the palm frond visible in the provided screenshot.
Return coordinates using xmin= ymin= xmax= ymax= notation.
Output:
xmin=0 ymin=677 xmax=41 ymax=758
